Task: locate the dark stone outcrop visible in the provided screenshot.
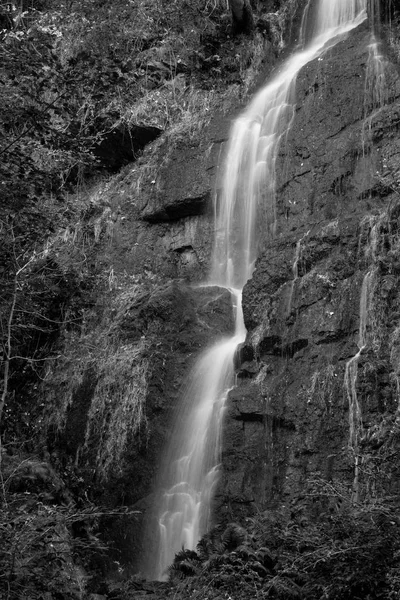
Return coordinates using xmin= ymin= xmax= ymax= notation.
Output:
xmin=93 ymin=122 xmax=162 ymax=172
xmin=140 ymin=117 xmax=231 ymax=222
xmin=140 ymin=144 xmax=212 ymax=221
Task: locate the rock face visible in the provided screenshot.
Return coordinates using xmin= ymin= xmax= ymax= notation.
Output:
xmin=218 ymin=21 xmax=400 ymax=521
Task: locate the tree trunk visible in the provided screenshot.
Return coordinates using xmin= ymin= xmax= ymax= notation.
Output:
xmin=229 ymin=0 xmax=254 ymax=34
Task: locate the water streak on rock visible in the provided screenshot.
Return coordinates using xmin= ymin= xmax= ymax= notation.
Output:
xmin=362 ymin=35 xmax=388 ymax=151
xmin=344 ymin=270 xmax=373 ymax=502
xmin=151 ymin=0 xmax=367 ymax=580
xmin=287 ymin=230 xmax=310 ymax=317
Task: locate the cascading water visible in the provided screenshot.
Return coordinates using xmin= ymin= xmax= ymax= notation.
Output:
xmin=155 ymin=293 xmax=245 ymax=579
xmin=148 ymin=0 xmax=367 ymax=580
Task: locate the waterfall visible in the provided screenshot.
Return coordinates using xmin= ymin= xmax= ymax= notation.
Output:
xmin=154 ymin=292 xmax=245 ymax=579
xmin=147 ymin=0 xmax=367 ymax=580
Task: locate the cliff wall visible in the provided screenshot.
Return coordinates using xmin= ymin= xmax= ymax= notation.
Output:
xmin=221 ymin=20 xmax=400 ymax=522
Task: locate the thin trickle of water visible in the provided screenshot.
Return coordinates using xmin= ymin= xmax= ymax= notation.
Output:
xmin=148 ymin=0 xmax=367 ymax=580
xmin=367 ymin=0 xmax=381 ymax=30
xmin=342 ymin=21 xmax=389 ymax=487
xmin=368 ymin=220 xmax=380 ymax=262
xmin=368 ymin=38 xmax=387 ymax=108
xmin=347 ymin=32 xmax=389 ymax=474
xmin=358 ymin=215 xmax=380 ymax=261
xmin=362 ymin=35 xmax=388 ymax=152
xmin=286 ymin=239 xmax=302 ymax=318
xmin=344 ymin=271 xmax=373 ymax=502
xmin=298 ymin=0 xmax=314 ymax=48
xmin=287 ymin=230 xmax=310 ymax=316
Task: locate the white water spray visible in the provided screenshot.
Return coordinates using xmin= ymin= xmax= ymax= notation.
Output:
xmin=149 ymin=0 xmax=367 ymax=580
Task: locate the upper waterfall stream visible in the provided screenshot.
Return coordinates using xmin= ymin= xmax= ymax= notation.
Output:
xmin=148 ymin=0 xmax=367 ymax=580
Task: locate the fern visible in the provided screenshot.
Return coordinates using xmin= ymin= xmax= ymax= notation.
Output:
xmin=221 ymin=522 xmax=248 ymax=551
xmin=168 ymin=549 xmax=201 ymax=580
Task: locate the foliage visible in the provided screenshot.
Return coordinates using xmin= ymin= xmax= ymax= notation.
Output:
xmin=0 ymin=496 xmax=94 ymax=600
xmin=0 ymin=208 xmax=99 ymax=442
xmin=0 ymin=452 xmax=136 ymax=600
xmin=41 ymin=274 xmax=155 ymax=481
xmin=146 ymin=478 xmax=400 ymax=600
xmin=0 ymin=25 xmax=97 ymax=206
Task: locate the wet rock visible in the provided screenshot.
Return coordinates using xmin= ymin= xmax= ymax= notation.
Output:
xmin=116 ymin=281 xmax=234 ymax=344
xmin=275 ymin=23 xmax=400 ymax=231
xmin=237 ymin=360 xmax=260 ymax=378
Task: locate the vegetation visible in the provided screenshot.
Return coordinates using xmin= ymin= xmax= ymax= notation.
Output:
xmin=0 ymin=453 xmax=140 ymax=600
xmin=110 ymin=477 xmax=400 ymax=600
xmin=161 ymin=480 xmax=400 ymax=600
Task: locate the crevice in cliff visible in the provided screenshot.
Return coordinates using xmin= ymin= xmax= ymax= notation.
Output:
xmin=270 ymin=415 xmax=296 ymax=432
xmin=258 ymin=335 xmax=309 ymax=358
xmin=141 ymin=192 xmax=210 ymax=223
xmin=234 ymin=412 xmax=265 ymax=423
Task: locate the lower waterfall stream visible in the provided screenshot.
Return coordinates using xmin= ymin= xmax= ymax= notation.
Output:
xmin=147 ymin=0 xmax=368 ymax=580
